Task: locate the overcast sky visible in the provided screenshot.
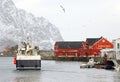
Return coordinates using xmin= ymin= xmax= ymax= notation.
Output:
xmin=12 ymin=0 xmax=120 ymax=41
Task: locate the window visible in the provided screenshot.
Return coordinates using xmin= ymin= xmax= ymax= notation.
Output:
xmin=117 ymin=43 xmax=120 ymax=49
xmin=102 ymin=40 xmax=105 ymax=42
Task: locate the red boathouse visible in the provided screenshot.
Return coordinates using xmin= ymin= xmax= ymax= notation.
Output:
xmin=86 ymin=37 xmax=114 ymax=56
xmin=54 ymin=41 xmax=87 ymax=57
xmin=54 ymin=37 xmax=114 ymax=57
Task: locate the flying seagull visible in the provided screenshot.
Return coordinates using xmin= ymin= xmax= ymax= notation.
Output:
xmin=60 ymin=5 xmax=65 ymax=13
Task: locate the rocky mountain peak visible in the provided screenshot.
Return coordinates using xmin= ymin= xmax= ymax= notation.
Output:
xmin=0 ymin=0 xmax=63 ymax=51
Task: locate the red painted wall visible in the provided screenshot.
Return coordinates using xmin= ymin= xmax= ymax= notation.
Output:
xmin=92 ymin=38 xmax=113 ymax=49
xmin=55 ymin=48 xmax=79 ymax=57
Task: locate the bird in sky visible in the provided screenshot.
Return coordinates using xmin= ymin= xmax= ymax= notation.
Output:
xmin=60 ymin=5 xmax=65 ymax=13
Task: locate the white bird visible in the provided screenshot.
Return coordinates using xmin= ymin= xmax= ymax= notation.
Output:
xmin=60 ymin=5 xmax=65 ymax=13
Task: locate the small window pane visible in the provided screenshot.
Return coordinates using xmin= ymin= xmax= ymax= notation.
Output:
xmin=117 ymin=43 xmax=120 ymax=49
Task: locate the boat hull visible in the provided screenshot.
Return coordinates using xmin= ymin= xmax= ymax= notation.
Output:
xmin=16 ymin=60 xmax=41 ymax=70
xmin=16 ymin=55 xmax=41 ymax=70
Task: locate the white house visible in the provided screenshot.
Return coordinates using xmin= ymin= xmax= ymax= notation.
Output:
xmin=113 ymin=38 xmax=120 ymax=60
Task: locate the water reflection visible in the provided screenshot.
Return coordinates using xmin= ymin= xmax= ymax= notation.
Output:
xmin=13 ymin=77 xmax=41 ymax=82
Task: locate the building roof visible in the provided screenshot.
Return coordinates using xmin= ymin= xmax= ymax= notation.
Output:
xmin=56 ymin=41 xmax=83 ymax=48
xmin=86 ymin=37 xmax=102 ymax=46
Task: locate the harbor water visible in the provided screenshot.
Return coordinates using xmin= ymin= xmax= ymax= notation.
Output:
xmin=0 ymin=57 xmax=120 ymax=82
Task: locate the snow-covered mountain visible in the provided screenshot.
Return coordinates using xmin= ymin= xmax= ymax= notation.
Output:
xmin=0 ymin=0 xmax=63 ymax=51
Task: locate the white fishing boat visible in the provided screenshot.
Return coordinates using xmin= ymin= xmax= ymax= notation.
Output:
xmin=13 ymin=34 xmax=41 ymax=70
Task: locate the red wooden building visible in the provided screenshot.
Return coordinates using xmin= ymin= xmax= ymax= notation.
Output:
xmin=86 ymin=37 xmax=114 ymax=56
xmin=54 ymin=41 xmax=87 ymax=57
xmin=54 ymin=37 xmax=114 ymax=57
